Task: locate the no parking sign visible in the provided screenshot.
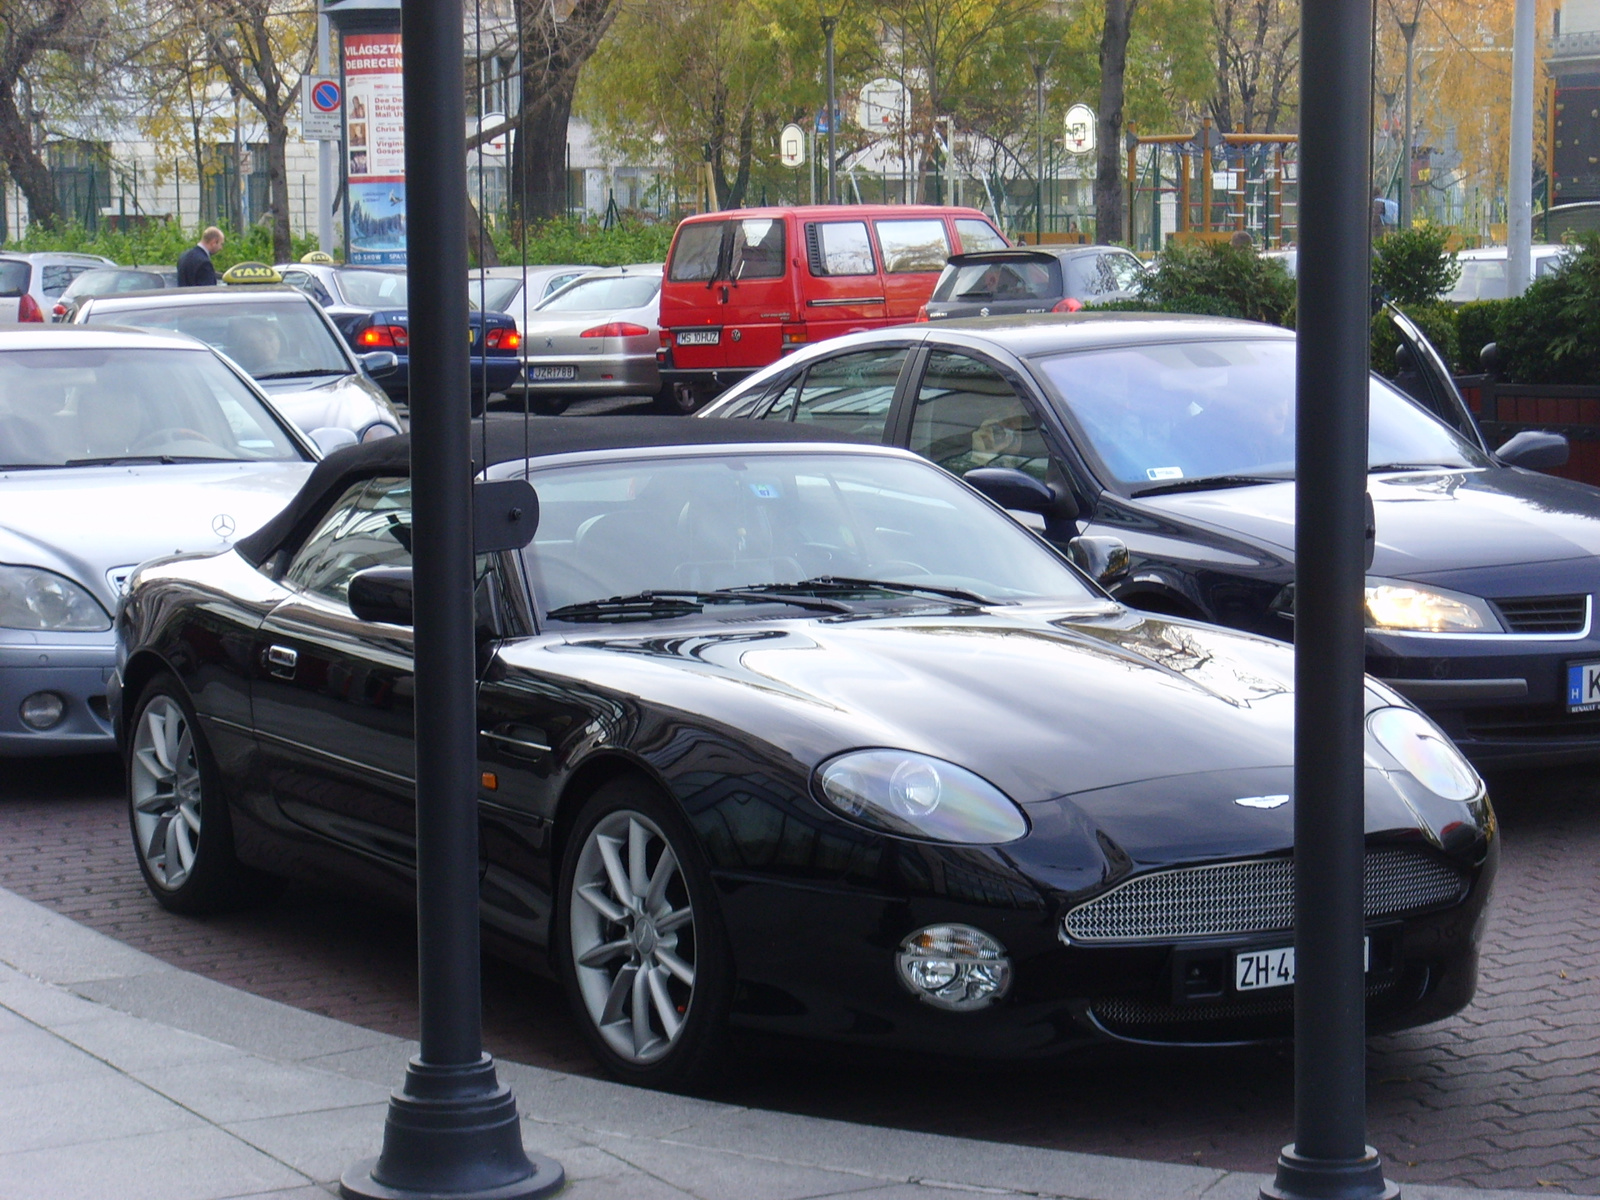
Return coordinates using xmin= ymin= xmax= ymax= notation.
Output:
xmin=300 ymin=76 xmax=342 ymax=140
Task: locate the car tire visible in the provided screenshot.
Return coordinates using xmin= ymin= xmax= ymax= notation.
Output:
xmin=555 ymin=776 xmax=732 ymax=1091
xmin=652 ymin=383 xmax=702 ymax=415
xmin=126 ymin=673 xmax=272 ymax=915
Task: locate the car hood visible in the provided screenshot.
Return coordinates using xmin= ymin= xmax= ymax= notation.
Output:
xmin=0 ymin=461 xmax=313 ymax=609
xmin=255 ymin=372 xmax=400 ymax=436
xmin=1139 ymin=466 xmax=1600 ymax=581
xmin=523 ymin=605 xmax=1308 ymax=805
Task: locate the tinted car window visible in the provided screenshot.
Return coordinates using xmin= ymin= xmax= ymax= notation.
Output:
xmin=874 ymin=219 xmax=951 ymax=273
xmin=1034 ymin=339 xmax=1488 ymax=487
xmin=809 ymin=221 xmax=877 ymax=275
xmin=1065 ymin=254 xmax=1116 ymax=298
xmin=0 ymin=346 xmax=302 ymax=468
xmin=334 ymin=270 xmax=408 ymax=307
xmin=41 ymin=264 xmax=88 ymax=298
xmin=731 ymin=217 xmax=786 ymax=280
xmin=668 ymin=222 xmax=725 ymax=282
xmin=60 ymin=269 xmax=163 ymax=299
xmin=956 ymin=219 xmax=1007 ymax=252
xmin=931 ymin=259 xmax=1059 ymax=302
xmin=470 ymin=278 xmax=523 ymax=311
xmin=522 ymin=452 xmax=1095 ymax=611
xmin=538 ymin=274 xmax=660 ymax=312
xmin=85 ymin=299 xmax=351 ymax=377
xmin=1106 ymin=252 xmax=1146 ymax=292
xmin=285 ymin=476 xmax=413 ymax=604
xmin=791 ymin=347 xmax=906 ymax=437
xmin=910 ymin=351 xmax=1051 ymax=482
xmin=0 ymin=260 xmax=29 ymax=296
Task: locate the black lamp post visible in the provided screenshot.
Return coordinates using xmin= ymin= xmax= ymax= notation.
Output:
xmin=1034 ymin=61 xmax=1047 ymax=244
xmin=339 ymin=0 xmax=561 ymax=1194
xmin=1261 ymin=0 xmax=1398 ymax=1195
xmin=821 ymin=11 xmax=839 ymax=204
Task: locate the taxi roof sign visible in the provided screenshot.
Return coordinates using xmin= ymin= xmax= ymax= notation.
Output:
xmin=222 ymin=262 xmax=283 ymax=285
xmin=300 ymin=250 xmax=336 ymax=264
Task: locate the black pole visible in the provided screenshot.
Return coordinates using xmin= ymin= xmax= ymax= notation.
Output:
xmin=1262 ymin=0 xmax=1397 ymax=1195
xmin=823 ymin=15 xmax=838 ymax=205
xmin=340 ymin=0 xmax=561 ymax=1192
xmin=1034 ymin=62 xmax=1045 ymax=245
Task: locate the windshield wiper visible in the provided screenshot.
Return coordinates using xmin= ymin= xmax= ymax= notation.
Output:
xmin=546 ymin=588 xmax=854 ymax=623
xmin=255 ymin=368 xmax=349 ymax=380
xmin=64 ymin=455 xmax=237 ymax=467
xmin=765 ymin=576 xmax=998 ymax=606
xmin=1132 ymin=473 xmax=1290 ymax=498
xmin=1368 ymin=461 xmax=1467 ymax=474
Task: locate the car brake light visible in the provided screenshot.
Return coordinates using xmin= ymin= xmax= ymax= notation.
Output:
xmin=781 ymin=322 xmax=808 ymax=346
xmin=358 ymin=324 xmax=408 ymax=349
xmin=51 ymin=303 xmax=67 ymax=318
xmin=1052 ymin=297 xmax=1084 ymax=313
xmin=914 ymin=305 xmax=929 ymax=322
xmin=580 ymin=322 xmax=650 ymax=338
xmin=18 ymin=293 xmax=44 ymax=322
xmin=486 ymin=327 xmax=521 ymax=351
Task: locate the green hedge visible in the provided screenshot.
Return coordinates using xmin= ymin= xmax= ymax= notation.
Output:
xmin=1125 ymin=241 xmax=1297 ymax=326
xmin=7 ymin=222 xmax=319 ymax=270
xmin=1371 ymin=302 xmax=1458 ymax=376
xmin=486 ymin=218 xmax=676 ymax=267
xmin=1372 ymin=226 xmax=1460 ymax=306
xmin=1494 ymin=233 xmax=1600 ymax=385
xmin=1453 ymin=300 xmax=1510 ymax=373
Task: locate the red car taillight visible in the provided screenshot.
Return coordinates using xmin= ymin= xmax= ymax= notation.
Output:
xmin=51 ymin=302 xmax=67 ymax=319
xmin=580 ymin=322 xmax=650 ymax=338
xmin=781 ymin=322 xmax=808 ymax=346
xmin=1052 ymin=297 xmax=1084 ymax=313
xmin=486 ymin=327 xmax=521 ymax=351
xmin=18 ymin=293 xmax=44 ymax=322
xmin=358 ymin=323 xmax=408 ymax=348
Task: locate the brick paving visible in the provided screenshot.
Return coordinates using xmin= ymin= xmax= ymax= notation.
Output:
xmin=2 ymin=755 xmax=1597 ymax=1193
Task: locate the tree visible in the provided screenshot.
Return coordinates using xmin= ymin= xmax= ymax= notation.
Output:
xmin=1208 ymin=0 xmax=1298 ymax=133
xmin=0 ymin=0 xmax=95 ymax=228
xmin=1093 ymin=0 xmax=1136 ymax=243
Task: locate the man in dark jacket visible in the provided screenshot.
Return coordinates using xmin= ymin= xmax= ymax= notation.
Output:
xmin=177 ymin=228 xmax=225 ymax=287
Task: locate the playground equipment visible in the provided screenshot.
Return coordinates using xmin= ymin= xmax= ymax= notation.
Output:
xmin=1125 ymin=120 xmax=1299 ymax=251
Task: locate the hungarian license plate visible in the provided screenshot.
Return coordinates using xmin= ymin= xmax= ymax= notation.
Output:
xmin=677 ymin=329 xmax=720 ymax=346
xmin=1567 ymin=660 xmax=1600 ymax=713
xmin=528 ymin=365 xmax=577 ymax=381
xmin=1235 ymin=939 xmax=1369 ymax=992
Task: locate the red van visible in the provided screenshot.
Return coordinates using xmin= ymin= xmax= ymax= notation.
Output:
xmin=656 ymin=204 xmax=1007 ymax=406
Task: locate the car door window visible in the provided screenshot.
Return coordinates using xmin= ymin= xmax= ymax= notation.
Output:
xmin=745 ymin=371 xmax=802 ymax=420
xmin=789 ymin=347 xmax=907 ymax=437
xmin=807 ymin=221 xmax=877 ymax=276
xmin=955 ymin=219 xmax=1007 ymax=252
xmin=910 ymin=351 xmax=1052 ymax=482
xmin=284 ymin=476 xmax=413 ymax=605
xmin=668 ymin=221 xmax=726 ymax=282
xmin=730 ymin=217 xmax=786 ymax=280
xmin=1107 ymin=252 xmax=1146 ymax=293
xmin=873 ymin=219 xmax=951 ymax=273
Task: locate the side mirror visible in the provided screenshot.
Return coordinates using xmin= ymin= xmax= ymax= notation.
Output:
xmin=1496 ymin=430 xmax=1570 ymax=471
xmin=349 ymin=567 xmax=414 ymax=626
xmin=310 ymin=426 xmax=358 ymax=456
xmin=361 ymin=350 xmax=400 ymax=378
xmin=1066 ymin=536 xmax=1131 ymax=586
xmin=964 ymin=467 xmax=1080 ymax=523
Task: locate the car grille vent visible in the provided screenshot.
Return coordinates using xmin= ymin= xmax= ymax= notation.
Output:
xmin=1088 ymin=977 xmax=1400 ymax=1041
xmin=1491 ymin=594 xmax=1588 ymax=634
xmin=1061 ymin=848 xmax=1465 ymax=944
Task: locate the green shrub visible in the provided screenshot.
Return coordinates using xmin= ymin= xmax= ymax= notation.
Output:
xmin=1371 ymin=302 xmax=1458 ymax=376
xmin=1372 ymin=226 xmax=1460 ymax=306
xmin=1494 ymin=232 xmax=1600 ymax=385
xmin=8 ymin=221 xmax=318 ymax=269
xmin=488 ymin=217 xmax=676 ymax=267
xmin=1453 ymin=299 xmax=1510 ymax=372
xmin=1129 ymin=241 xmax=1297 ymax=327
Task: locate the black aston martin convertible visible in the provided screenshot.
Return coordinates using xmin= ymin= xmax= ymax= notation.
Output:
xmin=112 ymin=417 xmax=1496 ymax=1087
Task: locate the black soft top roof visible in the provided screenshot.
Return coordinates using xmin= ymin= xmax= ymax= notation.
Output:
xmin=234 ymin=414 xmax=864 ymax=566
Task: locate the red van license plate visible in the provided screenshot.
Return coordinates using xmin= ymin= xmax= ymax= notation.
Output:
xmin=677 ymin=329 xmax=721 ymax=346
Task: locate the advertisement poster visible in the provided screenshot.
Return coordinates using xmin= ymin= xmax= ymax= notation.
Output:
xmin=343 ymin=32 xmax=406 ymax=265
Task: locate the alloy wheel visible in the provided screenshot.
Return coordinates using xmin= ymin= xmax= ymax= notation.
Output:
xmin=130 ymin=695 xmax=203 ymax=891
xmin=569 ymin=810 xmax=698 ymax=1064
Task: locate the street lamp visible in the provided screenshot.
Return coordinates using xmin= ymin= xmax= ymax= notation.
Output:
xmin=1034 ymin=61 xmax=1047 ymax=244
xmin=820 ymin=6 xmax=840 ymax=204
xmin=1394 ymin=0 xmax=1423 ymax=229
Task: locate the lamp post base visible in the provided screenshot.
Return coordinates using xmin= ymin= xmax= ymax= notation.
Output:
xmin=340 ymin=1056 xmax=565 ymax=1200
xmin=1261 ymin=1146 xmax=1399 ymax=1200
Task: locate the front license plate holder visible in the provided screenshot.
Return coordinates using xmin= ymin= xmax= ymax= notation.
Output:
xmin=1567 ymin=659 xmax=1600 ymax=713
xmin=528 ymin=365 xmax=578 ymax=381
xmin=676 ymin=329 xmax=721 ymax=346
xmin=1234 ymin=938 xmax=1369 ymax=993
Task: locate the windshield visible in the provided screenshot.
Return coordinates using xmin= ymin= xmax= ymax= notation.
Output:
xmin=536 ymin=274 xmax=660 ymax=313
xmin=469 ymin=277 xmax=523 ymax=312
xmin=521 ymin=451 xmax=1094 ymax=616
xmin=0 ymin=347 xmax=304 ymax=468
xmin=1033 ymin=339 xmax=1488 ymax=489
xmin=84 ymin=300 xmax=351 ymax=378
xmin=335 ymin=270 xmax=408 ymax=307
xmin=933 ymin=258 xmax=1059 ymax=302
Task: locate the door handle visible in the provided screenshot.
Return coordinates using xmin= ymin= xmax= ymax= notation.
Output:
xmin=265 ymin=645 xmax=298 ymax=679
xmin=719 ymin=284 xmax=730 ymax=304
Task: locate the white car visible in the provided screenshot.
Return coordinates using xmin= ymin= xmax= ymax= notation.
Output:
xmin=1445 ymin=244 xmax=1569 ymax=303
xmin=0 ymin=252 xmax=117 ymax=324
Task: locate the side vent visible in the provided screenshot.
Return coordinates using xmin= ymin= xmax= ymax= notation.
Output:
xmin=805 ymin=223 xmax=826 ymax=276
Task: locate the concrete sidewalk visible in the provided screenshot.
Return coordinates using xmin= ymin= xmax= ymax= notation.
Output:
xmin=0 ymin=884 xmax=1557 ymax=1200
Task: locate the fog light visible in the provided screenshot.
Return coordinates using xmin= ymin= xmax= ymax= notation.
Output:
xmin=896 ymin=924 xmax=1011 ymax=1011
xmin=20 ymin=691 xmax=65 ymax=730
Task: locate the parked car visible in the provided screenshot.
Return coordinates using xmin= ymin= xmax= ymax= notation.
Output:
xmin=468 ymin=264 xmax=602 ymax=334
xmin=113 ymin=417 xmax=1493 ymax=1087
xmin=1444 ymin=245 xmax=1570 ymax=303
xmin=919 ymin=246 xmax=1147 ymax=321
xmin=0 ymin=326 xmax=319 ymax=755
xmin=275 ymin=261 xmax=522 ymax=410
xmin=700 ymin=310 xmax=1600 ymax=767
xmin=51 ymin=267 xmax=176 ymax=322
xmin=512 ymin=264 xmax=667 ymax=414
xmin=0 ymin=251 xmax=117 ymax=324
xmin=74 ymin=286 xmax=403 ymax=444
xmin=656 ymin=204 xmax=1008 ymax=406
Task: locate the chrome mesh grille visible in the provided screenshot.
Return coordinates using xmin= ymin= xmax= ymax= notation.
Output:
xmin=1062 ymin=847 xmax=1465 ymax=944
xmin=1492 ymin=594 xmax=1588 ymax=634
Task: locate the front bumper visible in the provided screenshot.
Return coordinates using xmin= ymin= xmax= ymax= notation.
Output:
xmin=0 ymin=635 xmax=116 ymax=756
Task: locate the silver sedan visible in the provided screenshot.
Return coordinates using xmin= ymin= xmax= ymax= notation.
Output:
xmin=511 ymin=264 xmax=673 ymax=413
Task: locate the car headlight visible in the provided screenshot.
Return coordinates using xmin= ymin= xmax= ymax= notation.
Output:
xmin=0 ymin=565 xmax=110 ymax=632
xmin=815 ymin=749 xmax=1029 ymax=844
xmin=1365 ymin=579 xmax=1502 ymax=633
xmin=1368 ymin=706 xmax=1482 ymax=801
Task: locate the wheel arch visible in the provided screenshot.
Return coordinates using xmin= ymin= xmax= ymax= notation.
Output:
xmin=118 ymin=648 xmax=187 ymax=747
xmin=550 ymin=750 xmax=675 ymax=884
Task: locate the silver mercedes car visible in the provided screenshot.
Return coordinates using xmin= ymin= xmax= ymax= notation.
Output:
xmin=74 ymin=286 xmax=403 ymax=444
xmin=0 ymin=326 xmax=319 ymax=755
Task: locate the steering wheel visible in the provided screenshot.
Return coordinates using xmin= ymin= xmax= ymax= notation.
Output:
xmin=130 ymin=427 xmax=217 ymax=452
